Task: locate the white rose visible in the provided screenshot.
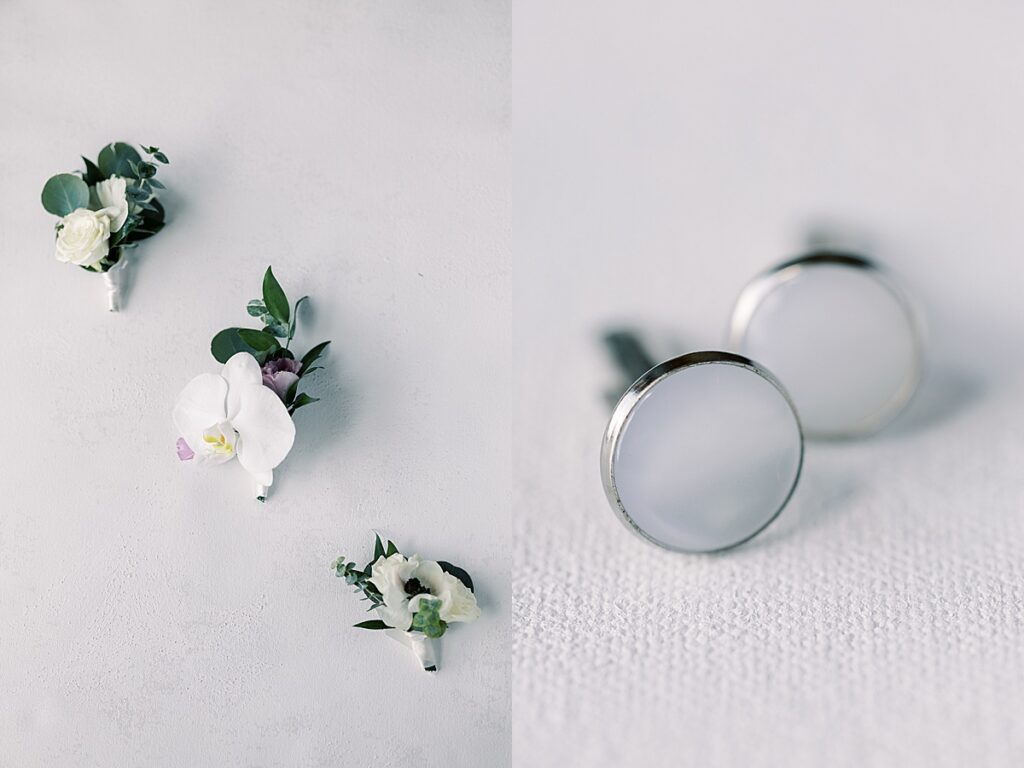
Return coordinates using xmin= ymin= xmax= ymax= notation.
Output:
xmin=93 ymin=176 xmax=129 ymax=232
xmin=55 ymin=208 xmax=112 ymax=267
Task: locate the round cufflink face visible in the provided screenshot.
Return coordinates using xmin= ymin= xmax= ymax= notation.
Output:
xmin=728 ymin=252 xmax=924 ymax=439
xmin=601 ymin=351 xmax=804 ymax=553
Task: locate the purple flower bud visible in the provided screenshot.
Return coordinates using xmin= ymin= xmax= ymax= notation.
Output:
xmin=261 ymin=357 xmax=303 ymax=401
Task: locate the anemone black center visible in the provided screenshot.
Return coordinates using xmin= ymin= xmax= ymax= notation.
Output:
xmin=404 ymin=578 xmax=430 ymax=597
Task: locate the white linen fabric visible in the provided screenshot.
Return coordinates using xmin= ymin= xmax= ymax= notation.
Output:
xmin=512 ymin=370 xmax=1024 ymax=766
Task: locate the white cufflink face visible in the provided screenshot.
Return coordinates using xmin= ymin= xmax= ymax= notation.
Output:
xmin=728 ymin=252 xmax=924 ymax=438
xmin=601 ymin=351 xmax=804 ymax=553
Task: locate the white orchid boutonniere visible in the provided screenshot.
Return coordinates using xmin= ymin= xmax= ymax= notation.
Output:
xmin=173 ymin=266 xmax=331 ymax=501
xmin=41 ymin=143 xmax=168 ymax=311
xmin=333 ymin=534 xmax=481 ymax=672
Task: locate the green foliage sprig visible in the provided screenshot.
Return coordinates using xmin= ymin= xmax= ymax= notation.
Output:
xmin=333 ymin=533 xmax=401 ymax=629
xmin=211 ymin=266 xmax=331 ymax=415
xmin=41 ymin=142 xmax=168 ymax=272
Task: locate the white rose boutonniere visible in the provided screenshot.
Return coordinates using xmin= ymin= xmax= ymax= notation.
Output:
xmin=41 ymin=142 xmax=169 ymax=311
xmin=334 ymin=535 xmax=481 ymax=672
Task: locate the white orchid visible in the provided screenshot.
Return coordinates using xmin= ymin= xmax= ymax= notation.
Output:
xmin=173 ymin=352 xmax=296 ymax=500
xmin=369 ymin=552 xmax=481 ymax=631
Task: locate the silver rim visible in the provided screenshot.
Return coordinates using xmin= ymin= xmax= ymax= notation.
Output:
xmin=600 ymin=350 xmax=805 ymax=553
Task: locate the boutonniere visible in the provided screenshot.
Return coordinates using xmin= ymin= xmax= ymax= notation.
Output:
xmin=333 ymin=534 xmax=481 ymax=672
xmin=172 ymin=266 xmax=330 ymax=501
xmin=41 ymin=142 xmax=168 ymax=311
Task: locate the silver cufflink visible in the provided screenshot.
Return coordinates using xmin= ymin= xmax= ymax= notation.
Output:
xmin=601 ymin=250 xmax=924 ymax=553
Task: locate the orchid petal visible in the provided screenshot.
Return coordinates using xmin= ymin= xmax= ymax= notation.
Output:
xmin=222 ymin=352 xmax=263 ymax=419
xmin=232 ymin=383 xmax=296 ymax=473
xmin=172 ymin=373 xmax=228 ymax=446
xmin=175 ymin=438 xmax=194 ymax=461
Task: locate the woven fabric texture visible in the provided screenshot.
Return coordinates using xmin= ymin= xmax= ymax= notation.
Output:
xmin=512 ymin=356 xmax=1024 ymax=767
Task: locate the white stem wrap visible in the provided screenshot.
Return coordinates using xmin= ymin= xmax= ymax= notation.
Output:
xmin=255 ymin=484 xmax=269 ymax=502
xmin=102 ymin=254 xmax=131 ymax=312
xmin=384 ymin=629 xmax=438 ymax=672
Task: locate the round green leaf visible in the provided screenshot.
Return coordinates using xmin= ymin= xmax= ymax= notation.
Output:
xmin=97 ymin=142 xmax=142 ymax=178
xmin=41 ymin=174 xmax=89 ymax=217
xmin=210 ymin=328 xmax=256 ymax=364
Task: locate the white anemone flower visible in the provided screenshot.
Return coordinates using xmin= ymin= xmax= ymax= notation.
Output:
xmin=173 ymin=352 xmax=296 ymax=499
xmin=370 ymin=553 xmax=481 ymax=631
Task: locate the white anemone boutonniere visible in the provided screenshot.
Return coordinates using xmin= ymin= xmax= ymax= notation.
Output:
xmin=173 ymin=266 xmax=331 ymax=501
xmin=333 ymin=534 xmax=481 ymax=672
xmin=41 ymin=143 xmax=168 ymax=311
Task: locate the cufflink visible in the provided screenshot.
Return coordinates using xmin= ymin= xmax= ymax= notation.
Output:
xmin=601 ymin=346 xmax=803 ymax=553
xmin=599 ymin=251 xmax=923 ymax=552
xmin=729 ymin=251 xmax=924 ymax=438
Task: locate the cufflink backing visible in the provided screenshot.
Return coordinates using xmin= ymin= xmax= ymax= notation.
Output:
xmin=728 ymin=251 xmax=924 ymax=438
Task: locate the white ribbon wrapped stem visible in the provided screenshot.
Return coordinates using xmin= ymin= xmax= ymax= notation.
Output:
xmin=102 ymin=252 xmax=131 ymax=312
xmin=384 ymin=629 xmax=438 ymax=672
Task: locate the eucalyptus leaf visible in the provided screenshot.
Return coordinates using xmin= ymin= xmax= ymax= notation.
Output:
xmin=299 ymin=340 xmax=331 ymax=374
xmin=247 ymin=300 xmax=267 ymax=317
xmin=262 ymin=266 xmax=289 ymax=324
xmin=353 ymin=620 xmax=390 ymax=631
xmin=148 ymin=178 xmax=166 ymax=190
xmin=385 ymin=540 xmax=399 ymax=557
xmin=373 ymin=534 xmax=385 ymax=561
xmin=263 ymin=320 xmax=289 ymax=338
xmin=97 ymin=142 xmax=142 ymax=178
xmin=41 ymin=174 xmax=89 ymax=216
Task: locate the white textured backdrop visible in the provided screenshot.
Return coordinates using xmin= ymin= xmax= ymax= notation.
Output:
xmin=513 ymin=1 xmax=1024 ymax=766
xmin=0 ymin=1 xmax=509 ymax=765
